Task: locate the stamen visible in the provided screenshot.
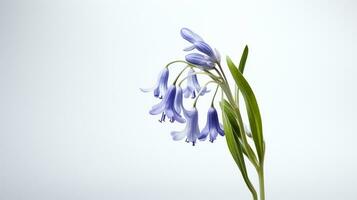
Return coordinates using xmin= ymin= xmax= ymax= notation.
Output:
xmin=158 ymin=113 xmax=166 ymax=122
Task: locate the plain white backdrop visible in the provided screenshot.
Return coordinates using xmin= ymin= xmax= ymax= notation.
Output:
xmin=1 ymin=0 xmax=357 ymax=199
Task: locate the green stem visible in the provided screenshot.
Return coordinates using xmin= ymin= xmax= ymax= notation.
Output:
xmin=258 ymin=165 xmax=265 ymax=200
xmin=210 ymin=86 xmax=219 ymax=107
xmin=193 ymin=81 xmax=217 ymax=107
xmin=173 ymin=66 xmax=189 ymax=84
xmin=178 ymin=71 xmax=215 ymax=86
xmin=217 ymin=62 xmax=228 ymax=83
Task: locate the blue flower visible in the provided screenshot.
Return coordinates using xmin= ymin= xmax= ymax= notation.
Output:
xmin=150 ymin=85 xmax=185 ymax=123
xmin=185 ymin=53 xmax=215 ymax=69
xmin=141 ymin=68 xmax=169 ymax=99
xmin=171 ymin=107 xmax=200 ymax=146
xmin=180 ymin=28 xmax=203 ymax=43
xmin=198 ymin=107 xmax=224 ymax=142
xmin=183 ymin=68 xmax=209 ymax=98
xmin=180 ymin=28 xmax=221 ymax=66
xmin=174 ymin=86 xmax=184 ymax=114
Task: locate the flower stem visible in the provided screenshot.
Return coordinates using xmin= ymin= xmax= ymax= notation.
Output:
xmin=173 ymin=66 xmax=189 ymax=85
xmin=193 ymin=81 xmax=217 ymax=107
xmin=258 ymin=165 xmax=265 ymax=200
xmin=216 ymin=62 xmax=228 ymax=83
xmin=210 ymin=85 xmax=219 ymax=107
xmin=178 ymin=71 xmax=216 ymax=86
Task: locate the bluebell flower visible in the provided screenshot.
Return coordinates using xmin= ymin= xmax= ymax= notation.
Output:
xmin=174 ymin=86 xmax=183 ymax=114
xmin=183 ymin=68 xmax=209 ymax=98
xmin=149 ymin=85 xmax=185 ymax=123
xmin=198 ymin=107 xmax=224 ymax=142
xmin=180 ymin=28 xmax=203 ymax=44
xmin=171 ymin=107 xmax=200 ymax=146
xmin=141 ymin=68 xmax=169 ymax=99
xmin=185 ymin=53 xmax=215 ymax=69
xmin=180 ymin=27 xmax=221 ymax=66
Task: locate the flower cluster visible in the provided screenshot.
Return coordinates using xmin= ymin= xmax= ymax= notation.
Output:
xmin=142 ymin=28 xmax=224 ymax=145
xmin=141 ymin=28 xmax=267 ymax=199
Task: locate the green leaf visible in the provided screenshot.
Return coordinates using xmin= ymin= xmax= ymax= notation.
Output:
xmin=226 ymin=56 xmax=264 ymax=162
xmin=220 ymin=100 xmax=257 ymax=199
xmin=238 ymin=45 xmax=249 ymax=73
xmin=235 ymin=45 xmax=249 ymax=105
xmin=222 ymin=99 xmax=258 ymax=167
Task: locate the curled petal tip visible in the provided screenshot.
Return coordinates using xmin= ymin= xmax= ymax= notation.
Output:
xmin=140 ymin=87 xmax=152 ymax=92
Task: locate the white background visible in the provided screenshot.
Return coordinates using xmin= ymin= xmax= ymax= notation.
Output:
xmin=1 ymin=0 xmax=357 ymax=199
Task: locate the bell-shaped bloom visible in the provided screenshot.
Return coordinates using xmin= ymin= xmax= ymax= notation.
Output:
xmin=192 ymin=41 xmax=216 ymax=59
xmin=149 ymin=85 xmax=185 ymax=123
xmin=171 ymin=107 xmax=200 ymax=146
xmin=198 ymin=107 xmax=224 ymax=142
xmin=185 ymin=53 xmax=215 ymax=69
xmin=181 ymin=28 xmax=203 ymax=43
xmin=141 ymin=68 xmax=169 ymax=99
xmin=174 ymin=86 xmax=183 ymax=114
xmin=183 ymin=68 xmax=209 ymax=98
xmin=180 ymin=27 xmax=220 ymax=66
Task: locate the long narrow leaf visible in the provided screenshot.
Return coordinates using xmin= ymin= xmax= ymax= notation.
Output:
xmin=223 ymin=100 xmax=258 ymax=167
xmin=235 ymin=45 xmax=249 ymax=106
xmin=226 ymin=56 xmax=264 ymax=161
xmin=238 ymin=45 xmax=249 ymax=73
xmin=220 ymin=100 xmax=257 ymax=199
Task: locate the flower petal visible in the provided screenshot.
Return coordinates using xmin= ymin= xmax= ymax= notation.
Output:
xmin=198 ymin=125 xmax=209 ymax=141
xmin=193 ymin=41 xmax=215 ymax=60
xmin=171 ymin=131 xmax=186 ymax=141
xmin=140 ymin=87 xmax=154 ymax=92
xmin=183 ymin=45 xmax=196 ymax=51
xmin=180 ymin=28 xmax=203 ymax=43
xmin=174 ymin=87 xmax=183 ymax=114
xmin=185 ymin=53 xmax=215 ymax=69
xmin=149 ymin=102 xmax=165 ymax=115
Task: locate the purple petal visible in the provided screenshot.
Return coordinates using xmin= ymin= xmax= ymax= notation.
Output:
xmin=183 ymin=45 xmax=196 ymax=51
xmin=171 ymin=131 xmax=186 ymax=141
xmin=149 ymin=102 xmax=165 ymax=115
xmin=174 ymin=87 xmax=183 ymax=114
xmin=140 ymin=87 xmax=153 ymax=92
xmin=193 ymin=41 xmax=215 ymax=60
xmin=185 ymin=53 xmax=215 ymax=69
xmin=180 ymin=28 xmax=203 ymax=43
xmin=198 ymin=125 xmax=209 ymax=141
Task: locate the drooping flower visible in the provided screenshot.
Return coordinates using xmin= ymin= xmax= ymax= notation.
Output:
xmin=141 ymin=68 xmax=169 ymax=99
xmin=174 ymin=86 xmax=183 ymax=114
xmin=180 ymin=28 xmax=203 ymax=44
xmin=198 ymin=107 xmax=224 ymax=142
xmin=185 ymin=53 xmax=215 ymax=69
xmin=180 ymin=27 xmax=220 ymax=66
xmin=149 ymin=85 xmax=185 ymax=123
xmin=183 ymin=68 xmax=209 ymax=98
xmin=171 ymin=107 xmax=200 ymax=146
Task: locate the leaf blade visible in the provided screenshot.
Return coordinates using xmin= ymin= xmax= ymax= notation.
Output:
xmin=226 ymin=56 xmax=264 ymax=161
xmin=220 ymin=100 xmax=258 ymax=198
